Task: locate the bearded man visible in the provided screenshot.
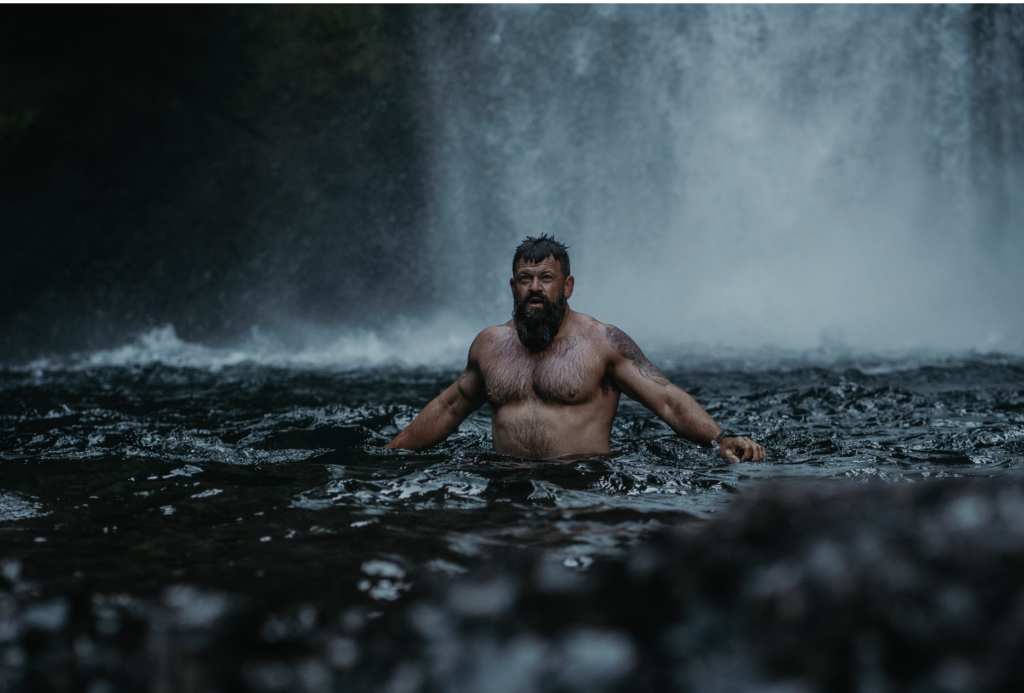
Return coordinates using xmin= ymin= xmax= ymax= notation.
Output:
xmin=385 ymin=236 xmax=765 ymax=462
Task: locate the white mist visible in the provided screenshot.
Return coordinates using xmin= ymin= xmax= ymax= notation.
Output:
xmin=416 ymin=5 xmax=1024 ymax=354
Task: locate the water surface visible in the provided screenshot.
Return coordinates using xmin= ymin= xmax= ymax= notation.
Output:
xmin=2 ymin=352 xmax=1024 ymax=689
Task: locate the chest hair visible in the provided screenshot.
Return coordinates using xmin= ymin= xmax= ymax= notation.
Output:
xmin=484 ymin=335 xmax=602 ymax=406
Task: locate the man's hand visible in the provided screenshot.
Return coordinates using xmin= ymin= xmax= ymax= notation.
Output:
xmin=718 ymin=436 xmax=765 ymax=463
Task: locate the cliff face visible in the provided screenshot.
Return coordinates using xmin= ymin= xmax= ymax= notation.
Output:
xmin=0 ymin=6 xmax=430 ymax=363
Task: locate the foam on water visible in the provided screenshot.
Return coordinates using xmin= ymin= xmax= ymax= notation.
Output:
xmin=39 ymin=318 xmax=481 ymax=372
xmin=21 ymin=321 xmax=1019 ymax=375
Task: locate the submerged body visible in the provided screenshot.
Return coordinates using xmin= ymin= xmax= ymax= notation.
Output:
xmin=386 ymin=245 xmax=764 ymax=462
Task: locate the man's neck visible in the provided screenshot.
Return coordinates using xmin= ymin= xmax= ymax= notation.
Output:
xmin=554 ymin=305 xmax=573 ymax=338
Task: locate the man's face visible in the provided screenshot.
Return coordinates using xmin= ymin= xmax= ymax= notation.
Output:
xmin=510 ymin=256 xmax=574 ymax=352
xmin=512 ymin=256 xmax=567 ymax=311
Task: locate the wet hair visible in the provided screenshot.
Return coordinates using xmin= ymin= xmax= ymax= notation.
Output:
xmin=512 ymin=235 xmax=570 ymax=278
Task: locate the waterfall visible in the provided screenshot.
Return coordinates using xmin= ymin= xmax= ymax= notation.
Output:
xmin=414 ymin=5 xmax=1024 ymax=353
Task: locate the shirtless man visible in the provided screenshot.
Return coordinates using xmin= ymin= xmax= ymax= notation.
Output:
xmin=385 ymin=236 xmax=765 ymax=463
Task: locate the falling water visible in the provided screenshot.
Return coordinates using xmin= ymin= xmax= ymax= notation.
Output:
xmin=415 ymin=5 xmax=1024 ymax=356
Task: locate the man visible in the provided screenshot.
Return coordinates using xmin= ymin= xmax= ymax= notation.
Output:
xmin=385 ymin=236 xmax=765 ymax=462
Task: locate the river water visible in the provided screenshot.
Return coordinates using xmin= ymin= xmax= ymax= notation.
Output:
xmin=2 ymin=345 xmax=1024 ymax=691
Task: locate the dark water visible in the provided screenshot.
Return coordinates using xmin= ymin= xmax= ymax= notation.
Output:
xmin=3 ymin=354 xmax=1024 ymax=691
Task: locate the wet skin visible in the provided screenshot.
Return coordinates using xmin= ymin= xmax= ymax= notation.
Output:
xmin=385 ymin=257 xmax=765 ymax=462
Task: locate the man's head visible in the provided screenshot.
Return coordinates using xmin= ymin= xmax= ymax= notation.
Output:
xmin=510 ymin=235 xmax=574 ymax=352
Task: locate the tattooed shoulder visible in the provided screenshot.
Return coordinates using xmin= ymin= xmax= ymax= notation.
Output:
xmin=605 ymin=325 xmax=670 ymax=386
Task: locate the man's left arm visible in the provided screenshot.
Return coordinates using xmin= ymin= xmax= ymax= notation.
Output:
xmin=604 ymin=325 xmax=765 ymax=462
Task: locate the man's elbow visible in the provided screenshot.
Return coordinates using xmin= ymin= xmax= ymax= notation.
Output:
xmin=445 ymin=390 xmax=476 ymax=423
xmin=661 ymin=402 xmax=701 ymax=439
xmin=656 ymin=399 xmax=679 ymax=425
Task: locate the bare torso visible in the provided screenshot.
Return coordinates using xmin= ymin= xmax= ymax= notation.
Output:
xmin=384 ymin=255 xmax=765 ymax=462
xmin=475 ymin=313 xmax=620 ymax=458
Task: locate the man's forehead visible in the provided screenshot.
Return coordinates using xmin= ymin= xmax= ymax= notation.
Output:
xmin=514 ymin=256 xmax=561 ymax=273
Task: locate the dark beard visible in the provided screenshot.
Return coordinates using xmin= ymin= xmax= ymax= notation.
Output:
xmin=513 ymin=290 xmax=567 ymax=353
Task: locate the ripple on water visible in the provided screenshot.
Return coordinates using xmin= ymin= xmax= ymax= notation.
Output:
xmin=0 ymin=492 xmax=48 ymax=522
xmin=2 ymin=357 xmax=1024 ymax=688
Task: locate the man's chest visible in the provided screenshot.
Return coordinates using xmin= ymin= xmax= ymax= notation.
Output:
xmin=481 ymin=338 xmax=608 ymax=407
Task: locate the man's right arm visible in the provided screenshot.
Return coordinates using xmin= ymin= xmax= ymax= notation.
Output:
xmin=384 ymin=338 xmax=487 ymax=452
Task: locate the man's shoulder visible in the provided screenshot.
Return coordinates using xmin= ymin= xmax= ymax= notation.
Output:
xmin=566 ymin=313 xmax=645 ymax=361
xmin=567 ymin=311 xmax=618 ymax=344
xmin=479 ymin=323 xmax=516 ymax=341
xmin=469 ymin=324 xmax=515 ymax=354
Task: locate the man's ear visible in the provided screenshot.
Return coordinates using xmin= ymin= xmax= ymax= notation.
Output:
xmin=563 ymin=275 xmax=574 ymax=299
xmin=509 ymin=277 xmax=516 ymax=295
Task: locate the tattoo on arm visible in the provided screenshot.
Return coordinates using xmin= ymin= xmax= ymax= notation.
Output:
xmin=607 ymin=326 xmax=671 ymax=386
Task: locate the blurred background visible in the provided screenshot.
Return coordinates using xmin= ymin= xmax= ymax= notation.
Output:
xmin=2 ymin=5 xmax=1023 ymax=365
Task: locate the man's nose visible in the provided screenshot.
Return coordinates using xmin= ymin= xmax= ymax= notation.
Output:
xmin=529 ymin=277 xmax=542 ymax=291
